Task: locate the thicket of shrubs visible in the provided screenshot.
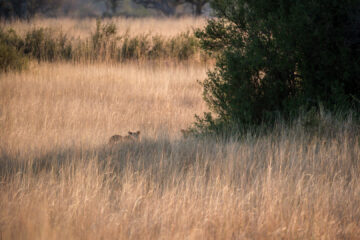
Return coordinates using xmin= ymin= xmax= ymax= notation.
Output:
xmin=0 ymin=20 xmax=203 ymax=72
xmin=0 ymin=28 xmax=28 ymax=71
xmin=193 ymin=0 xmax=360 ymax=135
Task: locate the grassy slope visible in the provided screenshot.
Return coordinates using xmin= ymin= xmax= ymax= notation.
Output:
xmin=0 ymin=18 xmax=360 ymax=240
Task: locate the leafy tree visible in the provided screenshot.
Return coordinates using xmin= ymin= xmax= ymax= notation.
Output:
xmin=0 ymin=0 xmax=63 ymax=19
xmin=133 ymin=0 xmax=208 ymax=16
xmin=133 ymin=0 xmax=179 ymax=16
xmin=187 ymin=0 xmax=208 ymax=16
xmin=195 ymin=0 xmax=360 ymax=133
xmin=96 ymin=0 xmax=123 ymax=16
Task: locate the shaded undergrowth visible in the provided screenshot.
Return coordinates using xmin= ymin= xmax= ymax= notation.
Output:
xmin=1 ymin=123 xmax=359 ymax=189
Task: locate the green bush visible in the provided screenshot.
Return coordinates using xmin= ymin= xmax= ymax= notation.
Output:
xmin=194 ymin=0 xmax=360 ymax=134
xmin=91 ymin=20 xmax=118 ymax=61
xmin=169 ymin=32 xmax=199 ymax=60
xmin=149 ymin=35 xmax=167 ymax=59
xmin=0 ymin=28 xmax=27 ymax=72
xmin=121 ymin=34 xmax=150 ymax=60
xmin=24 ymin=28 xmax=72 ymax=62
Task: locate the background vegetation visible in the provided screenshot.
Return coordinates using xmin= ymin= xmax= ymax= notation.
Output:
xmin=0 ymin=0 xmax=211 ymax=18
xmin=0 ymin=18 xmax=205 ymax=72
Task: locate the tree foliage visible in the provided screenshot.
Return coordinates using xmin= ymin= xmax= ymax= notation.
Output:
xmin=96 ymin=0 xmax=123 ymax=16
xmin=133 ymin=0 xmax=208 ymax=16
xmin=195 ymin=0 xmax=360 ymax=132
xmin=0 ymin=0 xmax=64 ymax=19
xmin=0 ymin=28 xmax=27 ymax=72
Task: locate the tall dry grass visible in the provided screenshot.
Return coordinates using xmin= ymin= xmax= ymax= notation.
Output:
xmin=1 ymin=18 xmax=360 ymax=240
xmin=0 ymin=62 xmax=207 ymax=152
xmin=1 ymin=17 xmax=206 ymax=39
xmin=0 ymin=18 xmax=206 ymax=66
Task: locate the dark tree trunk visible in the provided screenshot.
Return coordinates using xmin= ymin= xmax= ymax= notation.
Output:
xmin=194 ymin=3 xmax=202 ymax=16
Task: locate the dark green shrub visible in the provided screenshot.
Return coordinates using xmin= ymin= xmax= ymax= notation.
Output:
xmin=90 ymin=20 xmax=121 ymax=62
xmin=24 ymin=28 xmax=72 ymax=62
xmin=169 ymin=32 xmax=199 ymax=60
xmin=58 ymin=33 xmax=72 ymax=60
xmin=121 ymin=34 xmax=150 ymax=60
xmin=24 ymin=28 xmax=54 ymax=61
xmin=0 ymin=28 xmax=27 ymax=72
xmin=1 ymin=20 xmax=203 ymax=68
xmin=92 ymin=20 xmax=117 ymax=50
xmin=194 ymin=0 xmax=360 ymax=133
xmin=149 ymin=35 xmax=167 ymax=59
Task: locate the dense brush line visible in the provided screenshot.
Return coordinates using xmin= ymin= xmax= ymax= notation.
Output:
xmin=0 ymin=20 xmax=205 ymax=71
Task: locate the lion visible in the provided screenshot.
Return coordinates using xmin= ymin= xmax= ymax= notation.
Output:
xmin=108 ymin=131 xmax=141 ymax=145
xmin=180 ymin=129 xmax=191 ymax=139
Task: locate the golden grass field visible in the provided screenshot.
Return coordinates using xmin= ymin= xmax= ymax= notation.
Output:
xmin=1 ymin=18 xmax=360 ymax=240
xmin=1 ymin=17 xmax=206 ymax=38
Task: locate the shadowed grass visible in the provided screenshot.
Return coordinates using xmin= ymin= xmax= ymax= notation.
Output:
xmin=1 ymin=126 xmax=359 ymax=239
